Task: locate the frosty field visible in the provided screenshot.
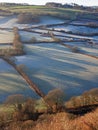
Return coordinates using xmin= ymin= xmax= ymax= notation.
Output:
xmin=0 ymin=59 xmax=38 ymax=102
xmin=15 ymin=43 xmax=98 ymax=99
xmin=0 ymin=14 xmax=98 ymax=102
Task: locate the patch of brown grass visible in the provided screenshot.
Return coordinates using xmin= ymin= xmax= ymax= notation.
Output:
xmin=1 ymin=107 xmax=98 ymax=130
xmin=32 ymin=108 xmax=98 ymax=130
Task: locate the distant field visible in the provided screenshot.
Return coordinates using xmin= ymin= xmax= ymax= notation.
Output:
xmin=0 ymin=5 xmax=97 ymax=20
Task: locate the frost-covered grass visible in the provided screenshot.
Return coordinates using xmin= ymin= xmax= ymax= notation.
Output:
xmin=49 ymin=24 xmax=98 ymax=35
xmin=93 ymin=36 xmax=98 ymax=41
xmin=15 ymin=43 xmax=98 ymax=100
xmin=0 ymin=59 xmax=38 ymax=102
xmin=0 ymin=15 xmax=34 ymax=29
xmin=65 ymin=25 xmax=98 ymax=35
xmin=19 ymin=31 xmax=53 ymax=42
xmin=0 ymin=30 xmax=14 ymax=43
xmin=71 ymin=19 xmax=98 ymax=25
xmin=63 ymin=42 xmax=98 ymax=56
xmin=0 ymin=15 xmax=65 ymax=29
xmin=39 ymin=15 xmax=65 ymax=25
xmin=47 ymin=27 xmax=94 ymax=40
xmin=0 ymin=14 xmax=98 ymax=102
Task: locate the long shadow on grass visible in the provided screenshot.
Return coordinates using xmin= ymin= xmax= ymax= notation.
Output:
xmin=31 ymin=68 xmax=98 ymax=100
xmin=15 ymin=44 xmax=98 ymax=100
xmin=0 ymin=72 xmax=39 ymax=102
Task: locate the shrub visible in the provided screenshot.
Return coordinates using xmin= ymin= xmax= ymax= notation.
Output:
xmin=65 ymin=88 xmax=98 ymax=108
xmin=5 ymin=94 xmax=26 ymax=109
xmin=12 ymin=98 xmax=38 ymax=121
xmin=17 ymin=13 xmax=40 ymax=24
xmin=71 ymin=46 xmax=80 ymax=53
xmin=87 ymin=22 xmax=98 ymax=28
xmin=30 ymin=37 xmax=37 ymax=43
xmin=44 ymin=89 xmax=66 ymax=112
xmin=18 ymin=13 xmax=33 ymax=24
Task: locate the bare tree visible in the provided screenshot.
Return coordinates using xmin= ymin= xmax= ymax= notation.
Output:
xmin=5 ymin=94 xmax=26 ymax=109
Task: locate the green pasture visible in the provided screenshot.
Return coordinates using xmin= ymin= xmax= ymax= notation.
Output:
xmin=1 ymin=5 xmax=95 ymax=20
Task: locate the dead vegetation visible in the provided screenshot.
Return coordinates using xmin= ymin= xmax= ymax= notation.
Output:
xmin=0 ymin=88 xmax=98 ymax=130
xmin=1 ymin=108 xmax=98 ymax=130
xmin=17 ymin=13 xmax=40 ymax=24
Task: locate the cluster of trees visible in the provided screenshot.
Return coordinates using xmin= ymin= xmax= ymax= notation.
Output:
xmin=13 ymin=27 xmax=24 ymax=54
xmin=17 ymin=13 xmax=33 ymax=24
xmin=0 ymin=2 xmax=28 ymax=6
xmin=12 ymin=98 xmax=37 ymax=121
xmin=45 ymin=2 xmax=98 ymax=12
xmin=86 ymin=22 xmax=98 ymax=28
xmin=50 ymin=32 xmax=61 ymax=42
xmin=65 ymin=88 xmax=98 ymax=108
xmin=4 ymin=88 xmax=98 ymax=119
xmin=17 ymin=13 xmax=40 ymax=24
xmin=0 ymin=47 xmax=21 ymax=56
xmin=0 ymin=88 xmax=97 ymax=129
xmin=3 ymin=89 xmax=65 ymax=121
xmin=0 ymin=27 xmax=24 ymax=56
xmin=46 ymin=2 xmax=62 ymax=8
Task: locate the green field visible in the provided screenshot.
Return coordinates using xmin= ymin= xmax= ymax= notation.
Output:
xmin=1 ymin=5 xmax=97 ymax=20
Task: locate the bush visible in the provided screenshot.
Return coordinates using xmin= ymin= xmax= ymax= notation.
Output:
xmin=18 ymin=13 xmax=33 ymax=24
xmin=12 ymin=98 xmax=38 ymax=121
xmin=65 ymin=88 xmax=98 ymax=108
xmin=5 ymin=94 xmax=26 ymax=109
xmin=87 ymin=22 xmax=98 ymax=28
xmin=71 ymin=46 xmax=80 ymax=53
xmin=44 ymin=89 xmax=66 ymax=112
xmin=17 ymin=13 xmax=40 ymax=24
xmin=30 ymin=37 xmax=37 ymax=43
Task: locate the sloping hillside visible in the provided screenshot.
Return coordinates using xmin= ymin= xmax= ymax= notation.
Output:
xmin=33 ymin=109 xmax=98 ymax=130
xmin=4 ymin=108 xmax=98 ymax=130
